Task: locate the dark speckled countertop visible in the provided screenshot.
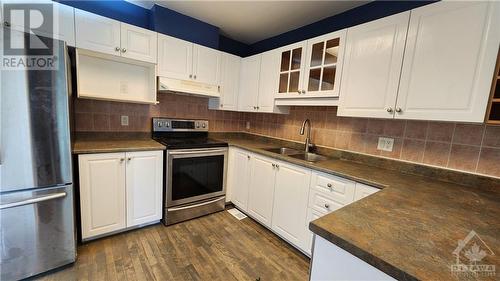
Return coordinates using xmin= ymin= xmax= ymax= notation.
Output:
xmin=72 ymin=132 xmax=165 ymax=154
xmin=211 ymin=134 xmax=500 ymax=281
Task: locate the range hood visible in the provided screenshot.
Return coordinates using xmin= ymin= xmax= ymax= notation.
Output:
xmin=158 ymin=76 xmax=220 ymax=98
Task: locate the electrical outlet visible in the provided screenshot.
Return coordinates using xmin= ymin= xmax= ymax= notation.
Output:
xmin=121 ymin=115 xmax=129 ymax=126
xmin=246 ymin=121 xmax=250 ymax=130
xmin=377 ymin=137 xmax=394 ymax=152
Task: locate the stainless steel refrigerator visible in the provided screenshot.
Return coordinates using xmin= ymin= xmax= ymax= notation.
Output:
xmin=0 ymin=30 xmax=76 ymax=280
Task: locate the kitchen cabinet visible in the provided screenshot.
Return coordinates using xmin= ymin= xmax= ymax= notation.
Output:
xmin=354 ymin=183 xmax=380 ymax=201
xmin=209 ymin=52 xmax=241 ymax=111
xmin=228 ymin=148 xmax=252 ymax=210
xmin=247 ymin=154 xmax=276 ymax=227
xmin=75 ymin=9 xmax=157 ymax=63
xmin=305 ymin=208 xmax=325 ymax=255
xmin=78 ymin=150 xmax=163 ymax=240
xmin=125 ymin=151 xmax=163 ymax=227
xmin=120 ymin=23 xmax=157 ymax=63
xmin=276 ymin=41 xmax=308 ymax=96
xmin=4 ymin=1 xmax=75 ymax=46
xmin=338 ymin=12 xmax=410 ymax=119
xmin=157 ymin=34 xmax=221 ymax=86
xmin=237 ymin=52 xmax=289 ymax=113
xmin=79 ymin=153 xmax=126 ymax=239
xmin=396 ymin=1 xmax=500 ymax=122
xmin=238 ymin=54 xmax=261 ymax=112
xmin=272 ymin=161 xmax=311 ymax=252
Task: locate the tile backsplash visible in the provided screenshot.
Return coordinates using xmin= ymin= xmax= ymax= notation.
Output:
xmin=74 ymin=94 xmax=500 ymax=178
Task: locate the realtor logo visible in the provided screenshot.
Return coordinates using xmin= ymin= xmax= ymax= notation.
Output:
xmin=1 ymin=3 xmax=58 ymax=70
xmin=451 ymin=230 xmax=495 ymax=278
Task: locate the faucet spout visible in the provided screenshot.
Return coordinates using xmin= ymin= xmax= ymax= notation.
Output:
xmin=300 ymin=119 xmax=312 ymax=153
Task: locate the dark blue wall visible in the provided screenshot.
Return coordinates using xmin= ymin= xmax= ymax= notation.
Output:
xmin=150 ymin=5 xmax=219 ymax=49
xmin=247 ymin=1 xmax=435 ymax=56
xmin=56 ymin=0 xmax=436 ymax=57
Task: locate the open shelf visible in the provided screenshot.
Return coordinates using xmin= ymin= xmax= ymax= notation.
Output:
xmin=486 ymin=49 xmax=500 ymax=124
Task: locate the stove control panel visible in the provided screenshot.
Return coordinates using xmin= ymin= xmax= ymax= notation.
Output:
xmin=153 ymin=118 xmax=209 ymax=132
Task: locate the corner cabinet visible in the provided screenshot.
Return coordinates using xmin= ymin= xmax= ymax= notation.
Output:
xmin=78 ymin=150 xmax=163 ymax=240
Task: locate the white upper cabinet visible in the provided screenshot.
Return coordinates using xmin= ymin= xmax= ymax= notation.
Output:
xmin=76 ymin=9 xmax=157 ymax=64
xmin=120 ymin=23 xmax=157 ymax=64
xmin=338 ymin=11 xmax=410 ymax=118
xmin=258 ymin=50 xmax=288 ymax=113
xmin=396 ymin=1 xmax=500 ymax=122
xmin=75 ymin=9 xmax=121 ymax=56
xmin=303 ymin=30 xmax=346 ymax=98
xmin=238 ymin=54 xmax=261 ymax=112
xmin=276 ymin=41 xmax=308 ymax=97
xmin=3 ymin=1 xmax=75 ymax=46
xmin=209 ymin=52 xmax=241 ymax=111
xmin=193 ymin=44 xmax=221 ymax=85
xmin=157 ymin=34 xmax=193 ymax=80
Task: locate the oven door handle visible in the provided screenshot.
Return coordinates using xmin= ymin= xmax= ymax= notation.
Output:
xmin=168 ymin=149 xmax=227 ymax=156
xmin=168 ymin=197 xmax=224 ymax=211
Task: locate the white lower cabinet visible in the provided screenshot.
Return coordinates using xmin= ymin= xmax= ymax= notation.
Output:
xmin=227 ymin=147 xmax=381 ymax=256
xmin=272 ymin=161 xmax=311 ymax=253
xmin=247 ymin=154 xmax=276 ymax=227
xmin=78 ymin=150 xmax=163 ymax=240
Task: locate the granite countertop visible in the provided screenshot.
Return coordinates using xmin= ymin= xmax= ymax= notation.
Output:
xmin=213 ymin=135 xmax=500 ymax=281
xmin=72 ymin=133 xmax=165 ymax=154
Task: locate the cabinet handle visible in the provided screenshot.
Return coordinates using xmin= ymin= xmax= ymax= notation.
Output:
xmin=115 ymin=47 xmax=121 ymax=52
xmin=386 ymin=107 xmax=393 ymax=113
xmin=324 ymin=203 xmax=330 ymax=209
xmin=189 ymin=74 xmax=193 ymax=79
xmin=121 ymin=48 xmax=127 ymax=53
xmin=395 ymin=107 xmax=402 ymax=113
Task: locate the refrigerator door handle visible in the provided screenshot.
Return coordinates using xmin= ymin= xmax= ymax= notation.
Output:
xmin=0 ymin=192 xmax=67 ymax=210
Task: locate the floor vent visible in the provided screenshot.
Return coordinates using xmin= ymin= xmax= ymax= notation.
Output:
xmin=227 ymin=208 xmax=247 ymax=220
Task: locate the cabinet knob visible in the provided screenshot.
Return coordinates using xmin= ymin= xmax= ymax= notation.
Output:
xmin=189 ymin=74 xmax=193 ymax=79
xmin=301 ymin=90 xmax=306 ymax=94
xmin=127 ymin=157 xmax=132 ymax=161
xmin=122 ymin=48 xmax=127 ymax=53
xmin=275 ymin=164 xmax=280 ymax=169
xmin=115 ymin=47 xmax=121 ymax=52
xmin=120 ymin=158 xmax=125 ymax=162
xmin=324 ymin=203 xmax=330 ymax=209
xmin=272 ymin=163 xmax=276 ymax=168
xmin=327 ymin=183 xmax=332 ymax=188
xmin=297 ymin=90 xmax=301 ymax=94
xmin=4 ymin=21 xmax=11 ymax=27
xmin=220 ymin=104 xmax=224 ymax=108
xmin=256 ymin=106 xmax=260 ymax=110
xmin=193 ymin=75 xmax=197 ymax=79
xmin=386 ymin=107 xmax=393 ymax=113
xmin=247 ymin=155 xmax=251 ymax=160
xmin=395 ymin=107 xmax=402 ymax=113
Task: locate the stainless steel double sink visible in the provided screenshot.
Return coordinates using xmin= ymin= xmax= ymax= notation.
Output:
xmin=264 ymin=147 xmax=329 ymax=163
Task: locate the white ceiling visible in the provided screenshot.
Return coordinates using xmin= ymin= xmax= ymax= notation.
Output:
xmin=127 ymin=1 xmax=370 ymax=44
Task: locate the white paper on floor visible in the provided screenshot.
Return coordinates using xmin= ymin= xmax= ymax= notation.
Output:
xmin=227 ymin=208 xmax=247 ymax=220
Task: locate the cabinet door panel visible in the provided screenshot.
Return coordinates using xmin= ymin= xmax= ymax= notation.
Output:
xmin=238 ymin=54 xmax=261 ymax=112
xmin=276 ymin=42 xmax=307 ymax=97
xmin=120 ymin=23 xmax=157 ymax=63
xmin=247 ymin=155 xmax=276 ymax=227
xmin=193 ymin=45 xmax=221 ymax=85
xmin=228 ymin=149 xmax=251 ymax=210
xmin=338 ymin=12 xmax=409 ymax=118
xmin=306 ymin=208 xmax=326 ymax=255
xmin=257 ymin=50 xmax=280 ymax=112
xmin=303 ymin=30 xmax=346 ymax=97
xmin=157 ymin=34 xmax=193 ymax=80
xmin=75 ymin=9 xmax=121 ymax=56
xmin=219 ymin=53 xmax=241 ymax=110
xmin=126 ymin=151 xmax=163 ymax=227
xmin=396 ymin=1 xmax=500 ymax=122
xmin=272 ymin=162 xmax=311 ymax=251
xmin=78 ymin=153 xmax=126 ymax=239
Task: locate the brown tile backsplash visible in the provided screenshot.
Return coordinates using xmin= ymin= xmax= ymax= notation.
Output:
xmin=74 ymin=97 xmax=500 ymax=178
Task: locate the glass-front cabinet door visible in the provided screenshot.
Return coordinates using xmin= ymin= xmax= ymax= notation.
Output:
xmin=277 ymin=42 xmax=307 ymax=97
xmin=303 ymin=29 xmax=346 ymax=97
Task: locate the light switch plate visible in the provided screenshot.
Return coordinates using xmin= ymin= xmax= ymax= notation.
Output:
xmin=121 ymin=115 xmax=129 ymax=126
xmin=377 ymin=137 xmax=394 ymax=152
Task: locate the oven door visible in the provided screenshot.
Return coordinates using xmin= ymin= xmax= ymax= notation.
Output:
xmin=166 ymin=148 xmax=227 ymax=207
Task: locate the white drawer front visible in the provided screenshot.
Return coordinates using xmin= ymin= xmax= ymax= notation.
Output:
xmin=310 ymin=172 xmax=356 ymax=205
xmin=309 ymin=189 xmax=347 ymax=214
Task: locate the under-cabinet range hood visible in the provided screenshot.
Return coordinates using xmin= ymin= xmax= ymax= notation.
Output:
xmin=158 ymin=76 xmax=220 ymax=98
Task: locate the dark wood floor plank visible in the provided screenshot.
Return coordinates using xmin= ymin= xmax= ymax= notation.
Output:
xmin=37 ymin=209 xmax=309 ymax=281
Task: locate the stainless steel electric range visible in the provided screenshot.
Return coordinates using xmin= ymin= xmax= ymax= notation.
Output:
xmin=152 ymin=118 xmax=228 ymax=225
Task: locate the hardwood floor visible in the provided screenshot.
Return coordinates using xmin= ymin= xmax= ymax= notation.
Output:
xmin=37 ymin=209 xmax=310 ymax=281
